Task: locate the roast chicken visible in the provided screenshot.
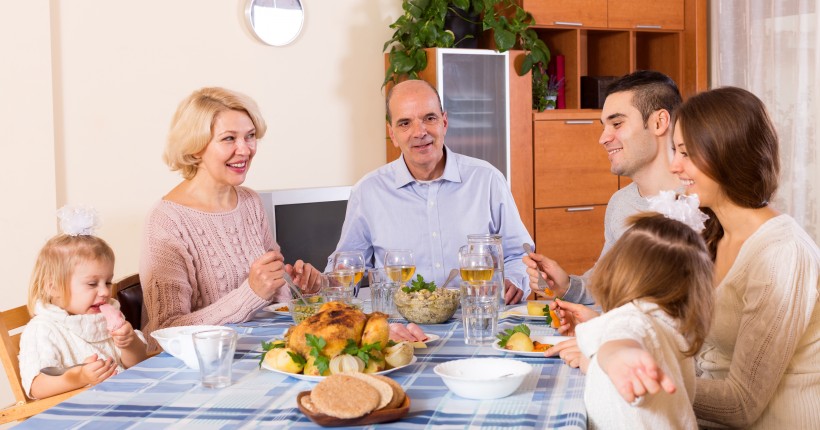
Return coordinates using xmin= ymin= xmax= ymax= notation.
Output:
xmin=286 ymin=302 xmax=389 ymax=359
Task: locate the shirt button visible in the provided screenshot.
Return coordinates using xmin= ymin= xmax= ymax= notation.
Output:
xmin=435 ymin=263 xmax=441 ymax=268
xmin=432 ymin=232 xmax=437 ymax=237
xmin=428 ymin=201 xmax=434 ymax=206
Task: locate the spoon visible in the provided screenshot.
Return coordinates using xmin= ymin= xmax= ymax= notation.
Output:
xmin=523 ymin=243 xmax=554 ymax=297
xmin=40 ymin=363 xmax=86 ymax=376
xmin=441 ymin=268 xmax=459 ymax=289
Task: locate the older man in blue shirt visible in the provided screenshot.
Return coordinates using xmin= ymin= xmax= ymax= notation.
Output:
xmin=328 ymin=79 xmax=533 ymax=304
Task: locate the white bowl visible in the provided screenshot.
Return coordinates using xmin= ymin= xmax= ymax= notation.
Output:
xmin=433 ymin=358 xmax=532 ymax=399
xmin=151 ymin=325 xmax=228 ymax=369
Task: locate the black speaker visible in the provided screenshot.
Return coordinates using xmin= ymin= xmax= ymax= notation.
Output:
xmin=581 ymin=76 xmax=617 ymax=109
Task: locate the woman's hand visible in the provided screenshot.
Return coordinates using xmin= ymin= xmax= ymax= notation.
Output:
xmin=544 ymin=338 xmax=590 ymax=372
xmin=286 ymin=260 xmax=322 ymax=294
xmin=551 ymin=299 xmax=600 ymax=336
xmin=597 ymin=339 xmax=676 ymax=404
xmin=249 ymin=250 xmax=287 ymax=300
xmin=523 ymin=252 xmax=570 ymax=298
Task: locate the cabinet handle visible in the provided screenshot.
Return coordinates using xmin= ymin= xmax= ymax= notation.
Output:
xmin=566 ymin=206 xmax=594 ymax=212
xmin=635 ymin=25 xmax=663 ymax=29
xmin=554 ymin=21 xmax=583 ymax=26
xmin=564 ymin=120 xmax=594 ymax=125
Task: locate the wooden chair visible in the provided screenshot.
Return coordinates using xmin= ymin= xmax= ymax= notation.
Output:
xmin=0 ymin=306 xmax=85 ymax=424
xmin=114 ymin=273 xmax=143 ymax=329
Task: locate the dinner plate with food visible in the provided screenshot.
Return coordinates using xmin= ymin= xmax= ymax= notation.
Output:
xmin=388 ymin=322 xmax=440 ymax=348
xmin=259 ymin=301 xmax=419 ymax=382
xmin=261 ymin=303 xmax=290 ymax=316
xmin=503 ymin=301 xmax=561 ymax=327
xmin=493 ymin=324 xmax=572 ymax=357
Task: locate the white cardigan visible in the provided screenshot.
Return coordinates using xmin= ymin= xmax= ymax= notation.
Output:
xmin=577 ymin=300 xmax=698 ymax=430
xmin=18 ymin=300 xmax=146 ymax=399
xmin=695 ymin=215 xmax=820 ymax=428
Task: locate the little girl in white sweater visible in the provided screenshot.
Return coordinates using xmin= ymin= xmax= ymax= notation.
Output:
xmin=19 ymin=206 xmax=148 ymax=399
xmin=575 ymin=213 xmax=714 ymax=429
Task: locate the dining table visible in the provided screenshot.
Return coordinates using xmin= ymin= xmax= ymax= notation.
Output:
xmin=15 ymin=306 xmax=587 ymax=429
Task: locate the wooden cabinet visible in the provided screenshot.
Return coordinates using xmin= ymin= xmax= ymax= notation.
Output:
xmin=536 ymin=206 xmax=605 ymax=275
xmin=533 ymin=114 xmax=615 ymax=208
xmin=524 ymin=0 xmax=684 ymax=31
xmin=532 ymin=112 xmax=614 ymax=269
xmin=608 ymin=0 xmax=684 ymax=30
xmin=524 ymin=0 xmax=707 ymax=274
xmin=523 ymin=0 xmax=607 ymax=28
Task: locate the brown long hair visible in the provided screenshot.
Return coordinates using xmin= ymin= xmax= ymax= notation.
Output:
xmin=28 ymin=234 xmax=115 ymax=315
xmin=589 ymin=213 xmax=714 ymax=356
xmin=675 ymin=87 xmax=780 ymax=258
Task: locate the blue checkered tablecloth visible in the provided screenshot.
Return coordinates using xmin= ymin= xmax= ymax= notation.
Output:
xmin=16 ymin=311 xmax=586 ymax=429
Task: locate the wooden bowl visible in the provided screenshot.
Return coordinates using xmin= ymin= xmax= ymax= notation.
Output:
xmin=296 ymin=390 xmax=410 ymax=427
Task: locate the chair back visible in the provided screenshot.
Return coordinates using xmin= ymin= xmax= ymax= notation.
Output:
xmin=0 ymin=306 xmax=33 ymax=406
xmin=0 ymin=306 xmax=86 ymax=423
xmin=114 ymin=274 xmax=143 ymax=329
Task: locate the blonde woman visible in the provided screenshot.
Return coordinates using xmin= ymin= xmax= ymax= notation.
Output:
xmin=141 ymin=87 xmax=320 ymax=352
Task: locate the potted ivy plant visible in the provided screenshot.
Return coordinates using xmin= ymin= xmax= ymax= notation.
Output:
xmin=383 ymin=0 xmax=550 ymax=96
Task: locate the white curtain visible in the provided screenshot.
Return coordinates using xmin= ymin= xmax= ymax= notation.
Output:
xmin=710 ymin=0 xmax=820 ymax=241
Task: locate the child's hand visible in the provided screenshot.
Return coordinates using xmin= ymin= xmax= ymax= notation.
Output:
xmin=110 ymin=321 xmax=138 ymax=349
xmin=77 ymin=354 xmax=117 ymax=386
xmin=551 ymin=299 xmax=600 ymax=336
xmin=598 ymin=340 xmax=677 ymax=404
xmin=544 ymin=338 xmax=590 ymax=372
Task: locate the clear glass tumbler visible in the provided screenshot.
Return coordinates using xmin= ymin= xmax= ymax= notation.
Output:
xmin=460 ymin=280 xmax=499 ymax=346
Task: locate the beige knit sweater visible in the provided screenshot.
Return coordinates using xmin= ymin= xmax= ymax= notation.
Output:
xmin=140 ymin=186 xmax=290 ymax=352
xmin=695 ymin=215 xmax=820 ymax=428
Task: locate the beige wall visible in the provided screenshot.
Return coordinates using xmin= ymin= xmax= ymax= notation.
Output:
xmin=1 ymin=0 xmax=401 ymax=310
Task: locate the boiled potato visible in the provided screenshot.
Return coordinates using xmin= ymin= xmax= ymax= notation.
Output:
xmin=527 ymin=301 xmax=547 ymax=316
xmin=506 ymin=332 xmax=534 ymax=352
xmin=268 ymin=347 xmax=305 ymax=374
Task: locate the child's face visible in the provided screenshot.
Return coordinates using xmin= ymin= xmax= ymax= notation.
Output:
xmin=63 ymin=259 xmax=114 ymax=315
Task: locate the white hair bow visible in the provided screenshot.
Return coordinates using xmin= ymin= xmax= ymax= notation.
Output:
xmin=647 ymin=190 xmax=709 ymax=232
xmin=56 ymin=205 xmax=100 ymax=236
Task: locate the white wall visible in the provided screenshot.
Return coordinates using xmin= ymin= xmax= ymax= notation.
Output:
xmin=0 ymin=0 xmax=400 ymax=410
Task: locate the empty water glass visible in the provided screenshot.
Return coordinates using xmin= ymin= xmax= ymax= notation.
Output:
xmin=460 ymin=280 xmax=500 ymax=346
xmin=192 ymin=329 xmax=237 ymax=389
xmin=369 ymin=268 xmax=400 ymax=317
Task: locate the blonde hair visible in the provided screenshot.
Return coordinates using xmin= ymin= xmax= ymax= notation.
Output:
xmin=28 ymin=234 xmax=115 ymax=315
xmin=588 ymin=213 xmax=714 ymax=356
xmin=163 ymin=87 xmax=267 ymax=180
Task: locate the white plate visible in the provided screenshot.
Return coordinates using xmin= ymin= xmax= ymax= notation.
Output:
xmin=261 ymin=303 xmax=290 ymax=316
xmin=422 ymin=333 xmax=440 ymax=344
xmin=492 ymin=335 xmax=573 ymax=357
xmin=502 ymin=305 xmax=549 ymax=320
xmin=262 ymin=356 xmax=418 ymax=382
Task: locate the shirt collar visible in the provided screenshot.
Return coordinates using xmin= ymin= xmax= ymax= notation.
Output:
xmin=393 ymin=146 xmax=462 ymax=189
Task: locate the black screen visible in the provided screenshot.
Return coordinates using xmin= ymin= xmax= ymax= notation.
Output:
xmin=274 ymin=200 xmax=348 ymax=271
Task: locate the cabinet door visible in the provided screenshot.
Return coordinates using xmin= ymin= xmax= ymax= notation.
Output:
xmin=534 ymin=118 xmax=617 ymax=208
xmin=608 ymin=0 xmax=684 ymax=30
xmin=523 ymin=0 xmax=607 ymax=28
xmin=535 ymin=206 xmax=606 ymax=275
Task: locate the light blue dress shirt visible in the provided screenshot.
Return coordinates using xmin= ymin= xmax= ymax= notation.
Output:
xmin=327 ymin=147 xmax=533 ymax=297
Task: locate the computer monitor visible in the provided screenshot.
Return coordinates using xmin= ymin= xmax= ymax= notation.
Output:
xmin=257 ymin=186 xmax=351 ymax=271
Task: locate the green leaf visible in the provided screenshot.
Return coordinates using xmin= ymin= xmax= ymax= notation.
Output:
xmin=496 ymin=324 xmax=531 ymax=348
xmin=306 ymin=333 xmax=327 ymax=358
xmin=403 ymin=274 xmax=437 ymax=293
xmin=315 ymin=356 xmax=330 ymax=375
xmin=544 ymin=304 xmax=553 ymax=326
xmin=288 ymin=351 xmax=307 ymax=366
xmin=493 ymin=29 xmax=516 ymax=51
xmin=452 ymin=0 xmax=469 ymax=11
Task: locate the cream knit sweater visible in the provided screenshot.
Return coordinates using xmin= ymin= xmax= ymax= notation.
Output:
xmin=695 ymin=215 xmax=820 ymax=428
xmin=140 ymin=186 xmax=290 ymax=352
